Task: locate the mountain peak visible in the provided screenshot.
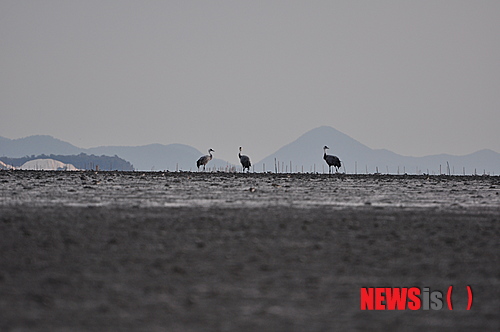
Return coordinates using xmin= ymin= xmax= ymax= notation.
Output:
xmin=254 ymin=126 xmax=373 ymax=172
xmin=2 ymin=129 xmax=498 ymax=174
xmin=254 ymin=126 xmax=500 ymax=174
xmin=0 ymin=135 xmax=82 ymax=157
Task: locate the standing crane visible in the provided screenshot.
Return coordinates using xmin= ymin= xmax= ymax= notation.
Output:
xmin=323 ymin=145 xmax=341 ymax=174
xmin=197 ymin=148 xmax=214 ymax=171
xmin=238 ymin=147 xmax=251 ymax=172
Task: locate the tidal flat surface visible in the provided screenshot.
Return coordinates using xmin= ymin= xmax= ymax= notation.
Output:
xmin=1 ymin=170 xmax=499 ymax=209
xmin=0 ymin=171 xmax=499 ymax=331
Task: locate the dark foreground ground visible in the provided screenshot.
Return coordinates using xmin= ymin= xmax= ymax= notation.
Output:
xmin=0 ymin=171 xmax=499 ymax=331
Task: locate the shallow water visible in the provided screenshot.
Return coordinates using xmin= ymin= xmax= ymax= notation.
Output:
xmin=1 ymin=171 xmax=499 ymax=210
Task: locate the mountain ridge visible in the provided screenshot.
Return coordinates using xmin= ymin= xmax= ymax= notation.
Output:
xmin=253 ymin=126 xmax=499 ymax=175
xmin=0 ymin=135 xmax=232 ymax=171
xmin=1 ymin=128 xmax=499 ymax=174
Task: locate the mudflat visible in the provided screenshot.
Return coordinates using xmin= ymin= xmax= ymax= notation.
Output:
xmin=1 ymin=171 xmax=499 ymax=331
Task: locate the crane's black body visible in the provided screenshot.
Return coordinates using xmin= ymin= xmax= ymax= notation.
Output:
xmin=238 ymin=147 xmax=251 ymax=172
xmin=323 ymin=145 xmax=341 ymax=174
xmin=197 ymin=148 xmax=214 ymax=171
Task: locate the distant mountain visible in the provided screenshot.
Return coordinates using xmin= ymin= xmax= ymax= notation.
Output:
xmin=2 ymin=129 xmax=498 ymax=174
xmin=255 ymin=126 xmax=370 ymax=173
xmin=0 ymin=136 xmax=233 ymax=171
xmin=254 ymin=126 xmax=500 ymax=175
xmin=0 ymin=135 xmax=82 ymax=157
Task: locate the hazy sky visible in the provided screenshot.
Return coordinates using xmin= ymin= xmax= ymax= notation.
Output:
xmin=1 ymin=1 xmax=499 ymax=163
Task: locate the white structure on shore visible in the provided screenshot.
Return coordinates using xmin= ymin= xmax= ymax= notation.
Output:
xmin=20 ymin=159 xmax=78 ymax=171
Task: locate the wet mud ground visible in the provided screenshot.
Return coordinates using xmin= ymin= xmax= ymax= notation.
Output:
xmin=0 ymin=171 xmax=499 ymax=331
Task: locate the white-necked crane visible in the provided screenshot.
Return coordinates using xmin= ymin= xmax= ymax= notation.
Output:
xmin=323 ymin=145 xmax=341 ymax=174
xmin=238 ymin=147 xmax=251 ymax=172
xmin=197 ymin=148 xmax=214 ymax=171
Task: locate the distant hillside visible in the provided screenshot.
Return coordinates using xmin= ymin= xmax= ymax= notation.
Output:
xmin=2 ymin=130 xmax=498 ymax=174
xmin=0 ymin=136 xmax=233 ymax=171
xmin=0 ymin=135 xmax=82 ymax=157
xmin=254 ymin=126 xmax=500 ymax=175
xmin=255 ymin=126 xmax=371 ymax=173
